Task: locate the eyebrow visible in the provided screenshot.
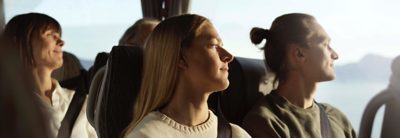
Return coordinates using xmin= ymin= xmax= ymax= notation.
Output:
xmin=312 ymin=33 xmax=330 ymax=44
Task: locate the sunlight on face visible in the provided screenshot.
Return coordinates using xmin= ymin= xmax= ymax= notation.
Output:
xmin=181 ymin=22 xmax=233 ymax=93
xmin=302 ymin=21 xmax=339 ymax=82
xmin=32 ymin=29 xmax=64 ymax=70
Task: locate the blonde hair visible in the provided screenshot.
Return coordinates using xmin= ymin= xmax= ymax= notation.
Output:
xmin=118 ymin=18 xmax=159 ymax=46
xmin=124 ymin=14 xmax=208 ymax=135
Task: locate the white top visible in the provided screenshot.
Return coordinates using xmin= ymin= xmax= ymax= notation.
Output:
xmin=40 ymin=80 xmax=97 ymax=138
xmin=126 ymin=110 xmax=251 ymax=138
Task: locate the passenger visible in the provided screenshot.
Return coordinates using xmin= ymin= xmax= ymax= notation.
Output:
xmin=123 ymin=14 xmax=250 ymax=138
xmin=242 ymin=13 xmax=356 ymax=138
xmin=0 ymin=35 xmax=51 ymax=138
xmin=2 ymin=13 xmax=97 ymax=138
xmin=118 ymin=18 xmax=159 ymax=47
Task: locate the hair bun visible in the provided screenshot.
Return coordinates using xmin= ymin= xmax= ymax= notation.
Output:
xmin=250 ymin=27 xmax=269 ymax=45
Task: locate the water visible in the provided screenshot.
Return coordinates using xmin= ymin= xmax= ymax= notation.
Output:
xmin=316 ymin=80 xmax=388 ymax=137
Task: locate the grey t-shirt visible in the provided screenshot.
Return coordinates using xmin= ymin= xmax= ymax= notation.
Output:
xmin=242 ymin=91 xmax=356 ymax=138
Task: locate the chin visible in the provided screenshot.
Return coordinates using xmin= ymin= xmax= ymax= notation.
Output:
xmin=53 ymin=61 xmax=63 ymax=70
xmin=215 ymin=80 xmax=230 ymax=92
xmin=321 ymin=74 xmax=335 ymax=82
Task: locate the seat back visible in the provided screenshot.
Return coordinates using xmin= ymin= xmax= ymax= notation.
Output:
xmin=88 ymin=52 xmax=109 ymax=84
xmin=359 ymin=55 xmax=400 ymax=138
xmin=210 ymin=57 xmax=270 ymax=125
xmin=87 ymin=66 xmax=106 ymax=127
xmin=86 ymin=52 xmax=109 ymax=132
xmin=94 ymin=46 xmax=143 ymax=138
xmin=52 ymin=51 xmax=84 ymax=83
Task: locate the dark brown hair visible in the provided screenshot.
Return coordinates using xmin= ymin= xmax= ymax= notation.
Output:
xmin=250 ymin=13 xmax=315 ymax=82
xmin=1 ymin=12 xmax=62 ymax=69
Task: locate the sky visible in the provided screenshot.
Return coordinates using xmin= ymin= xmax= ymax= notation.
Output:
xmin=4 ymin=0 xmax=400 ymax=65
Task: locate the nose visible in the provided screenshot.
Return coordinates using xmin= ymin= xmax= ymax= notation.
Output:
xmin=57 ymin=39 xmax=65 ymax=47
xmin=218 ymin=47 xmax=234 ymax=63
xmin=330 ymin=47 xmax=339 ymax=60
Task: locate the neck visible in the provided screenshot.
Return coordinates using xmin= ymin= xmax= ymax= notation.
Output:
xmin=33 ymin=67 xmax=55 ymax=105
xmin=276 ymin=72 xmax=317 ymax=109
xmin=160 ymin=79 xmax=210 ymax=126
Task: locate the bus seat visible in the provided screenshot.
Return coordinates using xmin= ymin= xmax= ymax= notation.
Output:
xmin=52 ymin=51 xmax=83 ymax=81
xmin=88 ymin=52 xmax=109 ymax=84
xmin=52 ymin=51 xmax=87 ymax=90
xmin=210 ymin=57 xmax=271 ymax=125
xmin=87 ymin=66 xmax=106 ymax=128
xmin=359 ymin=55 xmax=400 ymax=138
xmin=94 ymin=46 xmax=143 ymax=138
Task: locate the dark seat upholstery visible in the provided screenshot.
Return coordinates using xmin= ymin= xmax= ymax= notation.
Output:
xmin=87 ymin=66 xmax=106 ymax=127
xmin=52 ymin=51 xmax=84 ymax=83
xmin=93 ymin=46 xmax=144 ymax=138
xmin=209 ymin=57 xmax=268 ymax=125
xmin=88 ymin=52 xmax=109 ymax=84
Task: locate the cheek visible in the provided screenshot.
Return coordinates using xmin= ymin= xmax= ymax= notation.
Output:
xmin=32 ymin=45 xmax=43 ymax=60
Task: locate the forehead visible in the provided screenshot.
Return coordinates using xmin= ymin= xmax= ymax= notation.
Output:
xmin=194 ymin=22 xmax=221 ymax=43
xmin=39 ymin=23 xmax=61 ymax=34
xmin=306 ymin=21 xmax=330 ymax=44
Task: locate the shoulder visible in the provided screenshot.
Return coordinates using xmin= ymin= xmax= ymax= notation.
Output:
xmin=319 ymin=103 xmax=356 ymax=137
xmin=319 ymin=103 xmax=350 ymax=122
xmin=241 ymin=96 xmax=286 ymax=138
xmin=230 ymin=123 xmax=251 ymax=138
xmin=243 ymin=95 xmax=279 ymax=123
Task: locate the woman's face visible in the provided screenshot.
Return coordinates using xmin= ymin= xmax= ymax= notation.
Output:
xmin=181 ymin=22 xmax=234 ymax=92
xmin=32 ymin=28 xmax=64 ymax=70
xmin=301 ymin=21 xmax=339 ymax=82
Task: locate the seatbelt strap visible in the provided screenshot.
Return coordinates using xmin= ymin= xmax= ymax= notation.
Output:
xmin=57 ymin=71 xmax=88 ymax=138
xmin=317 ymin=103 xmax=332 ymax=138
xmin=266 ymin=93 xmax=333 ymax=138
xmin=215 ymin=92 xmax=232 ymax=138
xmin=56 ymin=92 xmax=86 ymax=138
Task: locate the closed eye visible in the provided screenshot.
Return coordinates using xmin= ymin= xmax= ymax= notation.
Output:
xmin=208 ymin=44 xmax=219 ymax=48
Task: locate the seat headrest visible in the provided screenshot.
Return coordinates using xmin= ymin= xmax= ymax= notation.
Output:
xmin=52 ymin=51 xmax=84 ymax=82
xmin=215 ymin=57 xmax=268 ymax=125
xmin=87 ymin=66 xmax=106 ymax=128
xmin=389 ymin=55 xmax=400 ymax=91
xmin=88 ymin=52 xmax=109 ymax=84
xmin=95 ymin=46 xmax=143 ymax=138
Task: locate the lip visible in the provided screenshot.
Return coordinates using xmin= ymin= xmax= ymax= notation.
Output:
xmin=220 ymin=67 xmax=229 ymax=71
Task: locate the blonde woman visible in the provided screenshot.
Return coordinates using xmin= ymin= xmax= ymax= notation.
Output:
xmin=124 ymin=14 xmax=250 ymax=138
xmin=118 ymin=18 xmax=159 ymax=47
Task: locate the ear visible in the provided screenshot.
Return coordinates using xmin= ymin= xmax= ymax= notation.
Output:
xmin=178 ymin=54 xmax=188 ymax=70
xmin=288 ymin=45 xmax=304 ymax=60
xmin=291 ymin=45 xmax=306 ymax=62
xmin=287 ymin=44 xmax=306 ymax=69
xmin=296 ymin=48 xmax=305 ymax=59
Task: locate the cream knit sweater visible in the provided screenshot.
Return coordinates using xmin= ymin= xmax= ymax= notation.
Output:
xmin=126 ymin=110 xmax=250 ymax=138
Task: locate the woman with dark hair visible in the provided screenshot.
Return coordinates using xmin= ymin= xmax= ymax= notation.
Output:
xmin=124 ymin=14 xmax=250 ymax=138
xmin=2 ymin=13 xmax=97 ymax=138
xmin=242 ymin=13 xmax=356 ymax=138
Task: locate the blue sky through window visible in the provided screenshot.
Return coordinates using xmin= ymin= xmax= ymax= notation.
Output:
xmin=5 ymin=0 xmax=400 ymax=65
